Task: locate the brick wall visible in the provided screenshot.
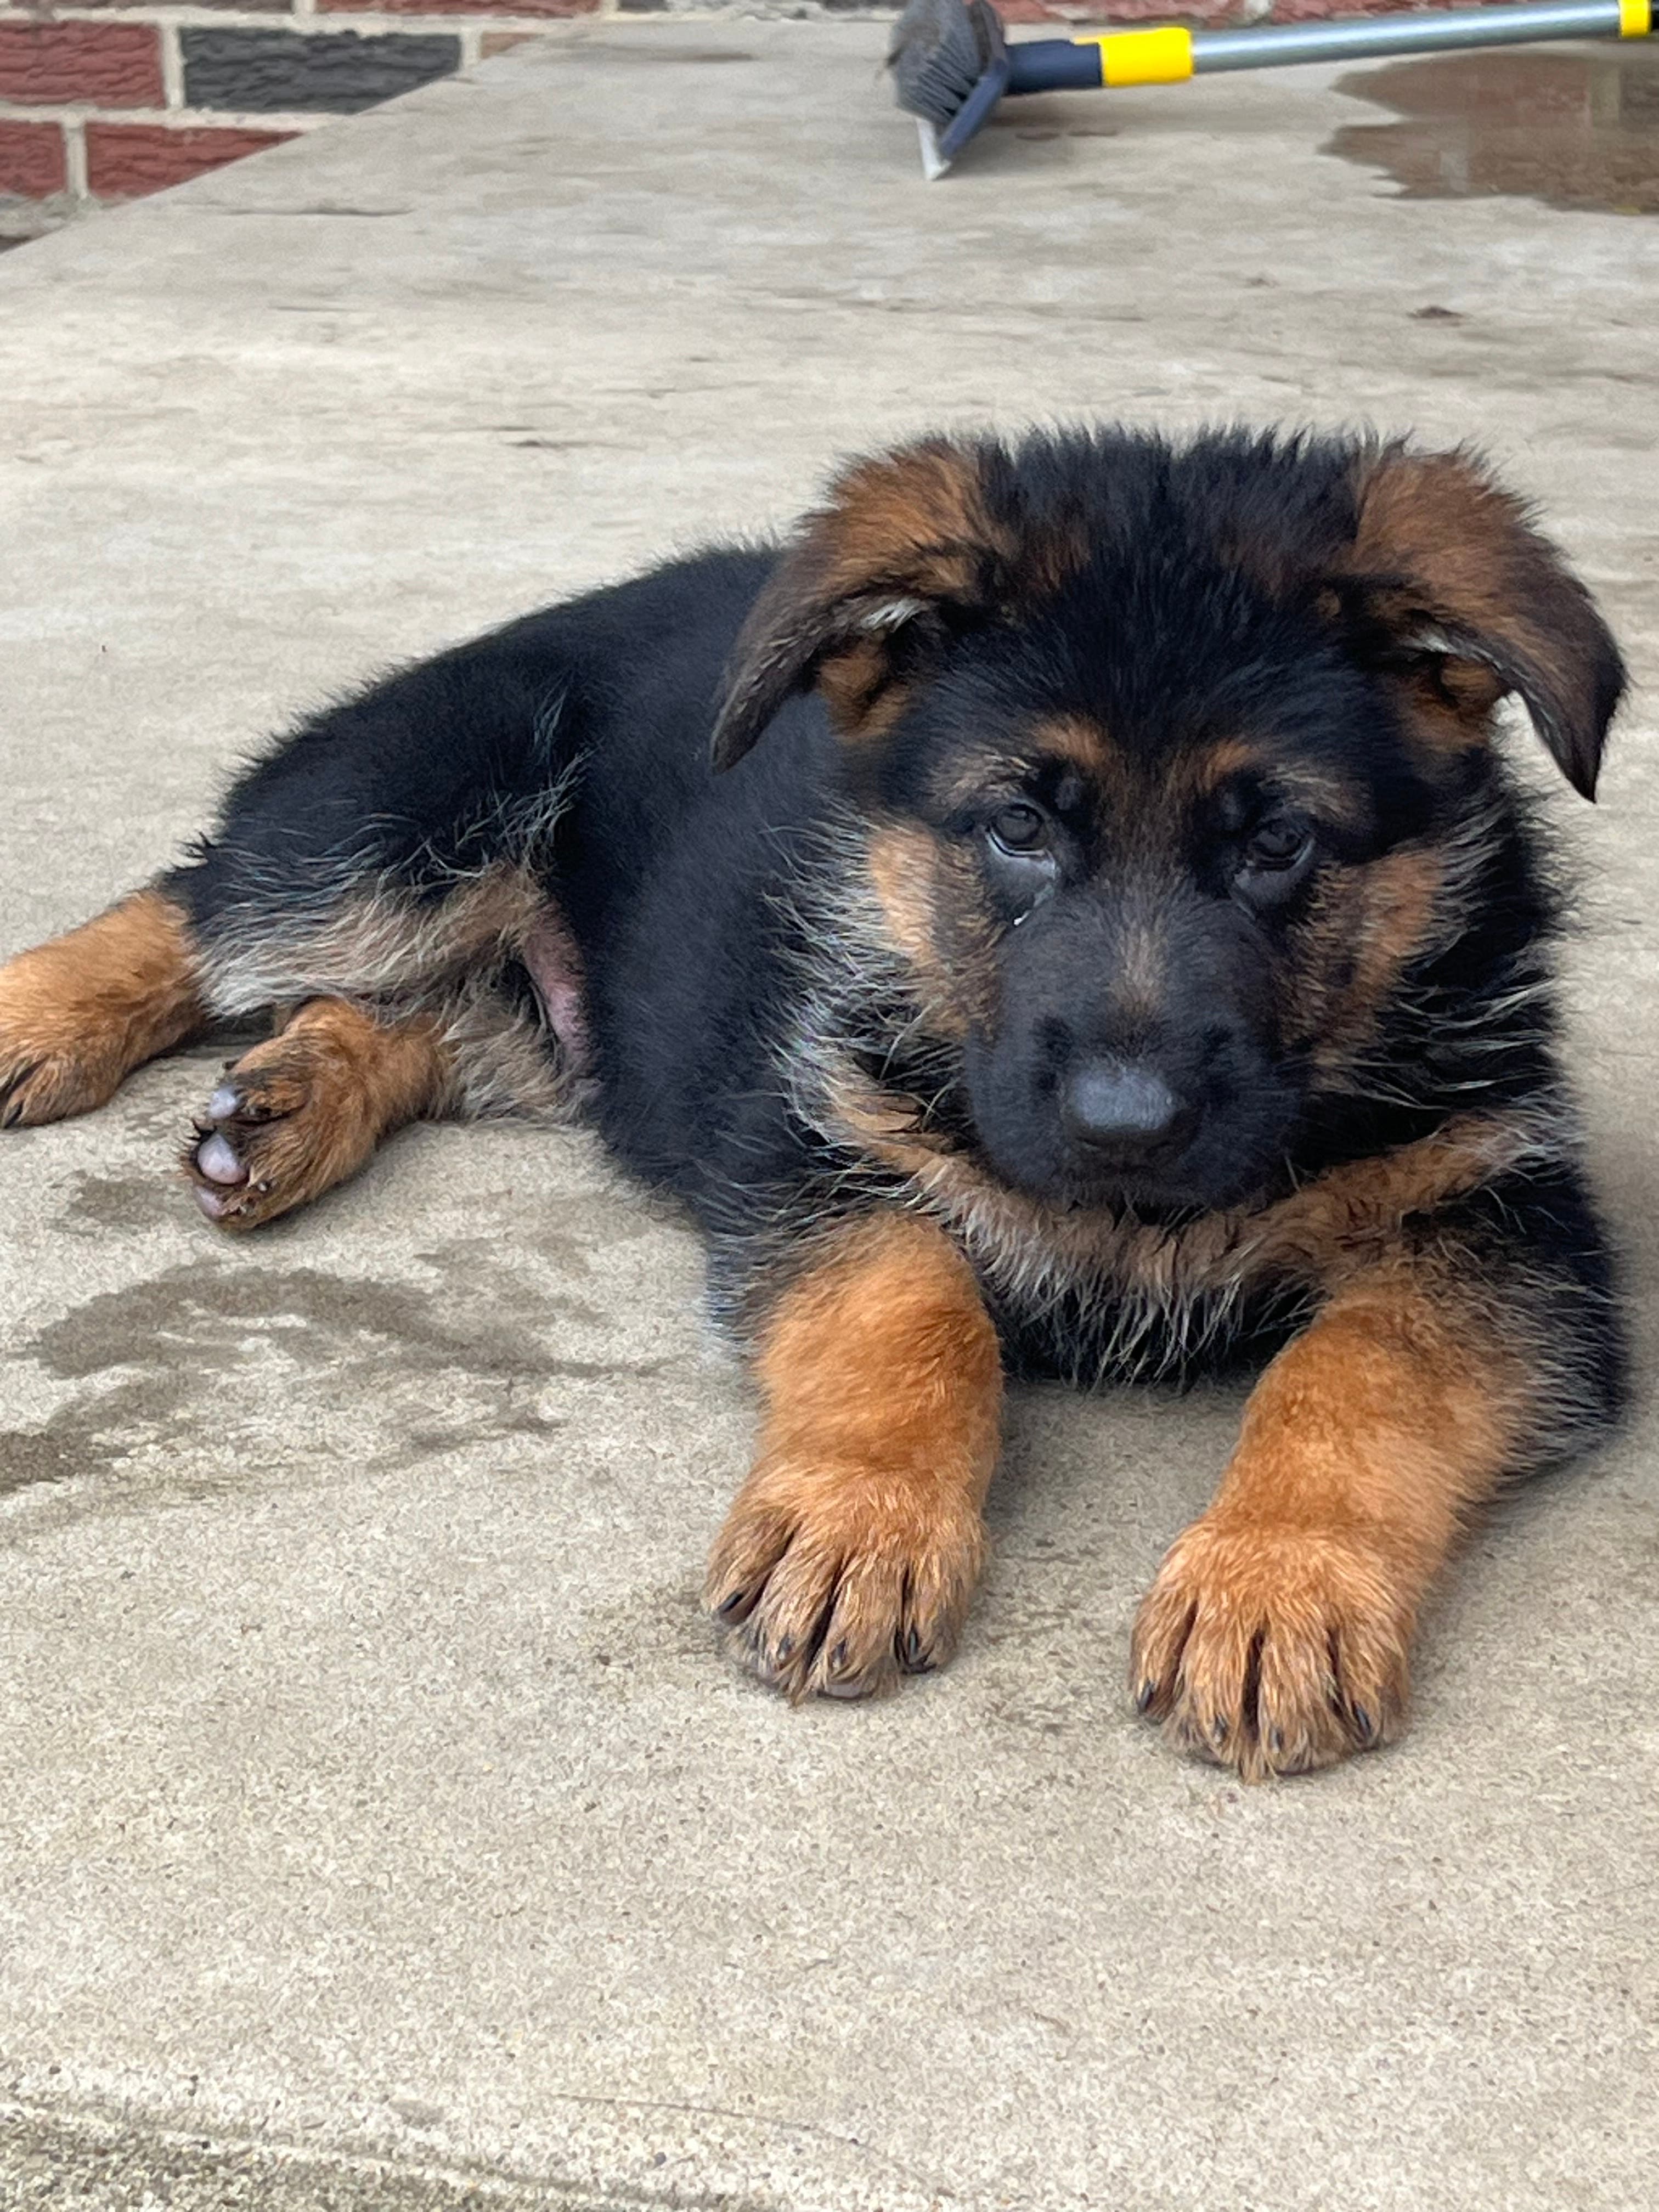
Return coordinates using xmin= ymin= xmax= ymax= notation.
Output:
xmin=0 ymin=0 xmax=1511 ymax=230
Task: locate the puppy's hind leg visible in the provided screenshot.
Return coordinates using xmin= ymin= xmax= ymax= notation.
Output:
xmin=0 ymin=888 xmax=206 ymax=1127
xmin=184 ymin=963 xmax=578 ymax=1230
xmin=170 ymin=625 xmax=593 ymax=1221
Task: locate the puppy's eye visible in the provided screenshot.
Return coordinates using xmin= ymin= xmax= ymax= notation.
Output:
xmin=1231 ymin=815 xmax=1316 ymax=912
xmin=989 ymin=803 xmax=1049 ymax=856
xmin=1242 ymin=819 xmax=1311 ymax=872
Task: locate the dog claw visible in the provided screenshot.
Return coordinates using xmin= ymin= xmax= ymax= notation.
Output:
xmin=206 ymin=1081 xmax=243 ymax=1121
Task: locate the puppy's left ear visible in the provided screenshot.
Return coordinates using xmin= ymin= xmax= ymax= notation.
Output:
xmin=712 ymin=437 xmax=1010 ymax=771
xmin=1341 ymin=444 xmax=1625 ymax=799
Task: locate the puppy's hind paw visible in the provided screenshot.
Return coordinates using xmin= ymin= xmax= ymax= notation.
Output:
xmin=185 ymin=1034 xmax=376 ymax=1230
xmin=184 ymin=998 xmax=448 ymax=1230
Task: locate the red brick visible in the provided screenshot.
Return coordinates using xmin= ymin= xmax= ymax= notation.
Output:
xmin=0 ymin=23 xmax=165 ymax=108
xmin=1003 ymin=1 xmax=1244 ymax=18
xmin=71 ymin=0 xmax=294 ymax=10
xmin=318 ymin=0 xmax=597 ymax=13
xmin=85 ymin=122 xmax=296 ymax=197
xmin=0 ymin=117 xmax=67 ymax=197
xmin=480 ymin=31 xmax=542 ymax=55
xmin=1268 ymin=0 xmax=1477 ymax=15
xmin=72 ymin=0 xmax=294 ymax=9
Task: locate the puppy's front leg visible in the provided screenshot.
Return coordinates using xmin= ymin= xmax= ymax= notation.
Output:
xmin=1131 ymin=1263 xmax=1534 ymax=1780
xmin=707 ymin=1214 xmax=1002 ymax=1702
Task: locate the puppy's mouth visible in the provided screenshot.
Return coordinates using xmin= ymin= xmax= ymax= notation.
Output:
xmin=990 ymin=1146 xmax=1277 ymax=1222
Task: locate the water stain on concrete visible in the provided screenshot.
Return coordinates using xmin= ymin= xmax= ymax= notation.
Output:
xmin=0 ymin=1424 xmax=96 ymax=1499
xmin=1328 ymin=46 xmax=1659 ymax=216
xmin=2 ymin=1255 xmax=681 ymax=1512
xmin=59 ymin=1170 xmax=179 ymax=1234
xmin=403 ymin=1406 xmax=569 ymax=1459
xmin=581 ymin=1574 xmax=725 ymax=1684
xmin=0 ymin=1369 xmax=210 ymax=1503
xmin=0 ymin=2098 xmax=766 ymax=2212
xmin=33 ymin=1260 xmax=688 ymax=1395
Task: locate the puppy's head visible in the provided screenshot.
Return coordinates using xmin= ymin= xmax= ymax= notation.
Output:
xmin=713 ymin=428 xmax=1624 ymax=1212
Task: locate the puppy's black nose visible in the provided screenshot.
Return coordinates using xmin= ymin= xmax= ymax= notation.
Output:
xmin=1060 ymin=1057 xmax=1186 ymax=1157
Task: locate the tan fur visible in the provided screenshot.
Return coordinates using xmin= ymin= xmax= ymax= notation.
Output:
xmin=185 ymin=996 xmax=452 ymax=1229
xmin=1130 ymin=1267 xmax=1526 ymax=1779
xmin=1188 ymin=735 xmax=1265 ymax=793
xmin=1351 ymin=451 xmax=1554 ymax=668
xmin=812 ymin=442 xmax=1007 ymax=610
xmin=817 ymin=637 xmax=914 ymax=740
xmin=866 ymin=827 xmax=964 ymax=1030
xmin=794 ymin=445 xmax=1010 ymax=748
xmin=1026 ymin=714 xmax=1132 ymax=793
xmin=0 ymin=890 xmax=204 ymax=1125
xmin=1346 ymin=443 xmax=1614 ymax=793
xmin=704 ymin=1214 xmax=1002 ymax=1701
xmin=714 ymin=439 xmax=1090 ymax=766
xmin=1294 ymin=843 xmax=1448 ymax=1079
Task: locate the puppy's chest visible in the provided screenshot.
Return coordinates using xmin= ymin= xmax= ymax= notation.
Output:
xmin=984 ymin=1267 xmax=1289 ymax=1390
xmin=949 ymin=1200 xmax=1295 ymax=1389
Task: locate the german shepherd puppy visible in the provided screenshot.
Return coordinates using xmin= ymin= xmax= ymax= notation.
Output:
xmin=0 ymin=427 xmax=1628 ymax=1779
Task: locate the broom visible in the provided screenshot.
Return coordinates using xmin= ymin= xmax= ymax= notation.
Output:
xmin=888 ymin=0 xmax=1654 ymax=178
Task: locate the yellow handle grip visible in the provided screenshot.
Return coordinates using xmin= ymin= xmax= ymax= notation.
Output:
xmin=1074 ymin=27 xmax=1196 ymax=87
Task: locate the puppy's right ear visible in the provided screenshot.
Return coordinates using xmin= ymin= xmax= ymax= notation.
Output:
xmin=711 ymin=438 xmax=1010 ymax=771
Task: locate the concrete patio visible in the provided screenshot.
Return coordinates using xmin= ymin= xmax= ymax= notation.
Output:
xmin=2 ymin=24 xmax=1656 ymax=2209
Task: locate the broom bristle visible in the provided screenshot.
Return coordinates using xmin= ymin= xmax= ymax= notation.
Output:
xmin=887 ymin=0 xmax=995 ymax=129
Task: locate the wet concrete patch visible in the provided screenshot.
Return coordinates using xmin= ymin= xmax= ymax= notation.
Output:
xmin=1328 ymin=46 xmax=1659 ymax=216
xmin=0 ymin=2098 xmax=719 ymax=2212
xmin=26 ymin=1257 xmax=663 ymax=1391
xmin=0 ymin=1424 xmax=94 ymax=1499
xmin=59 ymin=1169 xmax=182 ymax=1235
xmin=0 ymin=1359 xmax=232 ymax=1506
xmin=1 ymin=1246 xmax=686 ymax=1519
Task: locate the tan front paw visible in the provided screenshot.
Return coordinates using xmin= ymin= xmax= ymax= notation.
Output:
xmin=705 ymin=1458 xmax=988 ymax=1702
xmin=1130 ymin=1515 xmax=1412 ymax=1780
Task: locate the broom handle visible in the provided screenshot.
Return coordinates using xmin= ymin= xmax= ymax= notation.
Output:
xmin=1005 ymin=1 xmax=1652 ymax=96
